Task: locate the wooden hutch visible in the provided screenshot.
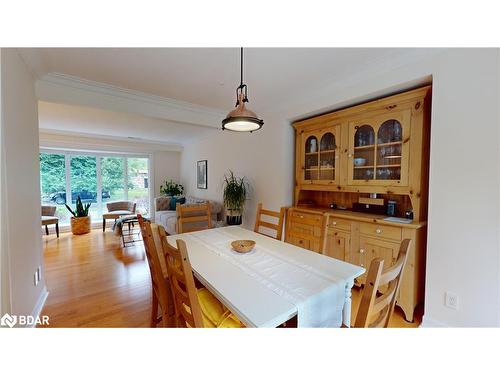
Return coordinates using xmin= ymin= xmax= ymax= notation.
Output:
xmin=287 ymin=86 xmax=431 ymax=322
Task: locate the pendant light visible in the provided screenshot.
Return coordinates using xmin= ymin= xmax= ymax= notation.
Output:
xmin=222 ymin=47 xmax=264 ymax=132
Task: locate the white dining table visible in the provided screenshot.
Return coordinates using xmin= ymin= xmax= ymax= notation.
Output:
xmin=167 ymin=226 xmax=365 ymax=328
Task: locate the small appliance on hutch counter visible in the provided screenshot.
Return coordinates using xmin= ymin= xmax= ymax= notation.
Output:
xmin=288 ymin=86 xmax=431 ymax=322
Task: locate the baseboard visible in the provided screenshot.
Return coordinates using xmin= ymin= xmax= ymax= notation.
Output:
xmin=420 ymin=315 xmax=448 ymax=328
xmin=28 ymin=285 xmax=49 ymax=328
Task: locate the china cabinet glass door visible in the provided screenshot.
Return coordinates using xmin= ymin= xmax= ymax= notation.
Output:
xmin=301 ymin=126 xmax=339 ymax=185
xmin=347 ymin=110 xmax=411 ymax=186
xmin=303 ymin=132 xmax=319 ymax=182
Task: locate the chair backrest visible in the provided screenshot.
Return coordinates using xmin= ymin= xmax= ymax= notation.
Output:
xmin=160 ymin=236 xmax=204 ymax=328
xmin=41 ymin=205 xmax=57 ymax=216
xmin=176 ymin=202 xmax=212 ymax=234
xmin=253 ymin=203 xmax=286 ymax=240
xmin=137 ymin=215 xmax=173 ymax=325
xmin=354 ymin=239 xmax=412 ymax=328
xmin=107 ymin=201 xmax=136 ymax=213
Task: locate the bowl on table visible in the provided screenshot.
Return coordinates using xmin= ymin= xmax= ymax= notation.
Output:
xmin=353 ymin=157 xmax=366 ymax=166
xmin=231 ymin=240 xmax=256 ymax=253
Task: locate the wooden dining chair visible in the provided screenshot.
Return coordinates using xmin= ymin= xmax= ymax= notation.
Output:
xmin=253 ymin=203 xmax=286 ymax=240
xmin=176 ymin=202 xmax=212 ymax=234
xmin=354 ymin=239 xmax=411 ymax=328
xmin=158 ymin=231 xmax=244 ymax=328
xmin=137 ymin=215 xmax=175 ymax=327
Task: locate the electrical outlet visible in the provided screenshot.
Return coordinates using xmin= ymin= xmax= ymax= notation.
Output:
xmin=445 ymin=292 xmax=459 ymax=310
xmin=34 ymin=269 xmax=39 ymax=286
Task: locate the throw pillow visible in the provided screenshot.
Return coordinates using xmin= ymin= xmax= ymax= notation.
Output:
xmin=169 ymin=196 xmax=186 ymax=210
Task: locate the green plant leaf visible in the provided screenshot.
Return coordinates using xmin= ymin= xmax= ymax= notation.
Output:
xmin=222 ymin=170 xmax=248 ymax=212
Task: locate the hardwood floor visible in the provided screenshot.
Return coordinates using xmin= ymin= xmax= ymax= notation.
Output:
xmin=40 ymin=230 xmax=422 ymax=328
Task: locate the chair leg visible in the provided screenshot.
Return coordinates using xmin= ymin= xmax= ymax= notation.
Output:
xmin=151 ymin=292 xmax=159 ymax=327
xmin=162 ymin=312 xmax=171 ymax=328
xmin=55 ymin=223 xmax=59 ymax=238
xmin=102 ymin=218 xmax=106 ymax=232
xmin=45 ymin=225 xmax=49 ymax=235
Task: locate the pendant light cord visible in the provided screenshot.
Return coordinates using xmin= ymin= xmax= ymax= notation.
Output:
xmin=240 ymin=47 xmax=243 ymax=87
xmin=235 ymin=47 xmax=248 ymax=105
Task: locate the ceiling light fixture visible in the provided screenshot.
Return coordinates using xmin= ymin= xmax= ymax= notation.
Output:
xmin=222 ymin=47 xmax=264 ymax=132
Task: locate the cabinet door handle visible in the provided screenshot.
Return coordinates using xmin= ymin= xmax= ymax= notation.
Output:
xmin=348 ymin=154 xmax=353 ymax=158
xmin=299 ymin=215 xmax=304 ymax=219
xmin=332 ymin=221 xmax=337 ymax=226
xmin=360 ymin=249 xmax=365 ymax=254
xmin=376 ymin=228 xmax=382 ymax=234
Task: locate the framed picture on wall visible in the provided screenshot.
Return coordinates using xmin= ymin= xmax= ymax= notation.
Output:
xmin=197 ymin=160 xmax=207 ymax=189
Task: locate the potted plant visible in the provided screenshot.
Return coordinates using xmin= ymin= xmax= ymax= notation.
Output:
xmin=65 ymin=196 xmax=91 ymax=235
xmin=160 ymin=180 xmax=184 ymax=197
xmin=223 ymin=171 xmax=248 ymax=226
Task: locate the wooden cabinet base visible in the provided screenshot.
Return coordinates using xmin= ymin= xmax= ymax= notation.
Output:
xmin=286 ymin=207 xmax=426 ymax=323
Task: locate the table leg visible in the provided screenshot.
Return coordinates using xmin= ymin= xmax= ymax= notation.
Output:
xmin=343 ymin=279 xmax=354 ymax=328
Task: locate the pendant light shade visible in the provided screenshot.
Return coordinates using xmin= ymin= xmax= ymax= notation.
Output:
xmin=222 ymin=48 xmax=264 ymax=132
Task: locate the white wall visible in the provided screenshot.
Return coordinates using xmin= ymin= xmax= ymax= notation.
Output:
xmin=0 ymin=48 xmax=46 ymax=318
xmin=0 ymin=48 xmax=7 ymax=315
xmin=153 ymin=150 xmax=181 ymax=198
xmin=180 ymin=49 xmax=500 ymax=327
xmin=180 ymin=115 xmax=294 ymax=226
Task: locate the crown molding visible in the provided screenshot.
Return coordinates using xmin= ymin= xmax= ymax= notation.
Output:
xmin=39 ymin=129 xmax=183 ymax=153
xmin=16 ymin=48 xmax=51 ymax=79
xmin=35 ymin=73 xmax=226 ymax=129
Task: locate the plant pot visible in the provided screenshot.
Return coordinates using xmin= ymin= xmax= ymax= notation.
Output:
xmin=226 ymin=215 xmax=242 ymax=226
xmin=71 ymin=216 xmax=91 ymax=235
xmin=225 ymin=209 xmax=242 ymax=226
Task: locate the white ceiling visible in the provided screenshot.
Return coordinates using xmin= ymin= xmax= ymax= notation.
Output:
xmin=38 ymin=101 xmax=216 ymax=147
xmin=23 ymin=48 xmax=440 ymax=145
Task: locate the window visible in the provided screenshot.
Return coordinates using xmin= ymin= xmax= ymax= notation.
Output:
xmin=40 ymin=152 xmax=70 ymax=224
xmin=127 ymin=157 xmax=149 ymax=214
xmin=101 ymin=156 xmax=126 ymax=204
xmin=70 ymin=155 xmax=100 ymax=222
xmin=39 ymin=151 xmax=151 ymax=225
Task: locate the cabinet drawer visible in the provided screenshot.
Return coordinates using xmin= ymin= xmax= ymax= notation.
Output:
xmin=327 ymin=217 xmax=351 ymax=232
xmin=289 ymin=236 xmax=310 ymax=249
xmin=289 ymin=210 xmax=323 ymax=226
xmin=359 ymin=223 xmax=401 ymax=241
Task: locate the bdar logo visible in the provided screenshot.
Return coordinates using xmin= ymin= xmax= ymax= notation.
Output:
xmin=1 ymin=313 xmax=17 ymax=328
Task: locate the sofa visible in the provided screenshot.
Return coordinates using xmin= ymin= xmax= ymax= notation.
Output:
xmin=154 ymin=195 xmax=223 ymax=235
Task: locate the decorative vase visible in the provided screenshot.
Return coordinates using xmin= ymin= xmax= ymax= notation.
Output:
xmin=71 ymin=216 xmax=91 ymax=235
xmin=310 ymin=138 xmax=317 ymax=153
